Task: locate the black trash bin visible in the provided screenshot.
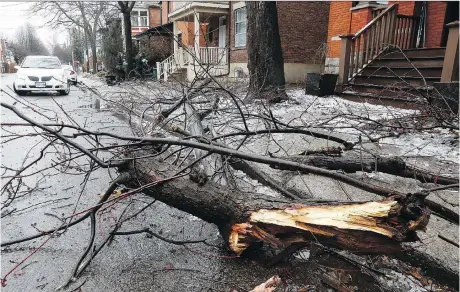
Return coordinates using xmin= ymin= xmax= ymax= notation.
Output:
xmin=305 ymin=73 xmax=338 ymax=97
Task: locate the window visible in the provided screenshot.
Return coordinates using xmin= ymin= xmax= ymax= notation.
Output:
xmin=131 ymin=10 xmax=148 ymax=27
xmin=131 ymin=11 xmax=139 ymax=27
xmin=177 ymin=32 xmax=183 ymax=48
xmin=140 ymin=11 xmax=148 ymax=26
xmin=234 ymin=7 xmax=246 ymax=47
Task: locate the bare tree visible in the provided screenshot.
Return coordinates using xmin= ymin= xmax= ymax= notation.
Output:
xmin=30 ymin=1 xmax=105 ymax=73
xmin=246 ymin=2 xmax=287 ymax=103
xmin=8 ymin=23 xmax=49 ymax=63
xmin=117 ymin=1 xmax=136 ymax=75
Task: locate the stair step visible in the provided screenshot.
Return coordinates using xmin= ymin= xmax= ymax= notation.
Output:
xmin=346 ymin=83 xmax=433 ymax=98
xmin=340 ymin=90 xmax=425 ymax=109
xmin=399 ymin=47 xmax=447 ymax=58
xmin=372 ymin=57 xmax=444 ymax=67
xmin=353 ymin=75 xmax=440 ymax=86
xmin=362 ymin=66 xmax=443 ymax=77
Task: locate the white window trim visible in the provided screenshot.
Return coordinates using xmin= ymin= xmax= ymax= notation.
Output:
xmin=131 ymin=9 xmax=149 ymax=27
xmin=232 ymin=1 xmax=245 ymax=11
xmin=234 ymin=7 xmax=246 ymax=48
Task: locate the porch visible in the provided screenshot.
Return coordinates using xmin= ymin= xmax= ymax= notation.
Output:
xmin=157 ymin=2 xmax=230 ymax=82
xmin=336 ymin=3 xmax=459 ymax=103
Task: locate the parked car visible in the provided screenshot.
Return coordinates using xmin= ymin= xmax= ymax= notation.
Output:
xmin=13 ymin=55 xmax=70 ymax=96
xmin=62 ymin=64 xmax=78 ymax=85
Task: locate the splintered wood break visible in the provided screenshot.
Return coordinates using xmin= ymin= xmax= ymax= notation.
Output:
xmin=229 ymin=196 xmax=430 ymax=255
xmin=250 ymin=201 xmax=399 ymax=237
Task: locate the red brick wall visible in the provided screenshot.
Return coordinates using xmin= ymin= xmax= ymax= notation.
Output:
xmin=229 ymin=2 xmax=330 ymax=64
xmin=425 ymin=1 xmax=447 ymax=47
xmin=390 ymin=1 xmax=415 ymax=16
xmin=161 ymin=2 xmax=169 ymax=25
xmin=350 ymin=7 xmax=373 ymax=34
xmin=326 ymin=2 xmax=353 ymax=58
xmin=277 ymin=1 xmax=330 ymax=63
xmin=149 ymin=7 xmax=161 ymax=28
xmin=229 ymin=3 xmax=248 ymax=63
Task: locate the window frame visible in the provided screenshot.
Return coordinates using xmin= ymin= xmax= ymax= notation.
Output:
xmin=131 ymin=9 xmax=149 ymax=27
xmin=139 ymin=10 xmax=148 ymax=27
xmin=234 ymin=7 xmax=247 ymax=48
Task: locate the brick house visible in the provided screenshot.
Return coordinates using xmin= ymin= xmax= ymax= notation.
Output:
xmin=1 ymin=39 xmax=6 ymax=73
xmin=229 ymin=2 xmax=330 ymax=82
xmin=324 ymin=1 xmax=459 ymax=102
xmin=325 ymin=1 xmax=459 ymax=74
xmin=150 ymin=1 xmax=330 ymax=83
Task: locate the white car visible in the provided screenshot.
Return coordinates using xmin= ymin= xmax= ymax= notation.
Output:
xmin=13 ymin=55 xmax=70 ymax=96
xmin=62 ymin=64 xmax=78 ymax=85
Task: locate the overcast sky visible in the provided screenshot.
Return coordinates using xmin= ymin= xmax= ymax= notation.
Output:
xmin=0 ymin=2 xmax=68 ymax=50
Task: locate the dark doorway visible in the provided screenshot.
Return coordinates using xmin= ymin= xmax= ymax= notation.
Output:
xmin=441 ymin=1 xmax=459 ymax=47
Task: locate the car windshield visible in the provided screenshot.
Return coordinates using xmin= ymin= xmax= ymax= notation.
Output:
xmin=21 ymin=57 xmax=61 ymax=69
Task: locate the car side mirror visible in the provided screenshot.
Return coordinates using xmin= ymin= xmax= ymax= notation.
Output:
xmin=14 ymin=65 xmax=20 ymax=70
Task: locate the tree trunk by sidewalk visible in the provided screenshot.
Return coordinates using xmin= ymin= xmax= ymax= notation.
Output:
xmin=118 ymin=1 xmax=136 ymax=76
xmin=246 ymin=2 xmax=288 ymax=103
xmin=84 ymin=29 xmax=90 ymax=73
xmin=90 ymin=39 xmax=98 ymax=74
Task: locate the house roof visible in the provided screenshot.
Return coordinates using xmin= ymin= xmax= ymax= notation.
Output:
xmin=133 ymin=22 xmax=173 ymax=40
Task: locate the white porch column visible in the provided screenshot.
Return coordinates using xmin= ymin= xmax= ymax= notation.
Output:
xmin=156 ymin=62 xmax=160 ymax=81
xmin=173 ymin=20 xmax=178 ymax=56
xmin=194 ymin=11 xmax=200 ymax=64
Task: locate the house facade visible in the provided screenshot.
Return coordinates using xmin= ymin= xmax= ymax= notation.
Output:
xmin=1 ymin=39 xmax=16 ymax=73
xmin=324 ymin=1 xmax=458 ymax=103
xmin=152 ymin=1 xmax=330 ymax=83
xmin=325 ymin=1 xmax=459 ymax=74
xmin=1 ymin=39 xmax=6 ymax=73
xmin=228 ymin=2 xmax=330 ymax=82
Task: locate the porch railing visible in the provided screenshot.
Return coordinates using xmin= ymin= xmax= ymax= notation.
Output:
xmin=157 ymin=47 xmax=191 ymax=80
xmin=337 ymin=4 xmax=420 ymax=87
xmin=157 ymin=46 xmax=228 ymax=81
xmin=199 ymin=47 xmax=227 ymax=65
xmin=394 ymin=15 xmax=419 ymax=49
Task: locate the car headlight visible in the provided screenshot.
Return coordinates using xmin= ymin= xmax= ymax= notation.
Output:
xmin=16 ymin=73 xmax=26 ymax=80
xmin=53 ymin=74 xmax=66 ymax=82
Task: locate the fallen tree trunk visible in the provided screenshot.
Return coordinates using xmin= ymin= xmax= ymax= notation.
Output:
xmin=125 ymin=156 xmax=460 ymax=288
xmin=127 ymin=157 xmax=430 ymax=256
xmin=275 ymin=153 xmax=459 ymax=185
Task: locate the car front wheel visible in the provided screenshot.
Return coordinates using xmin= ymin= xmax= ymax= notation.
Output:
xmin=58 ymin=82 xmax=70 ymax=96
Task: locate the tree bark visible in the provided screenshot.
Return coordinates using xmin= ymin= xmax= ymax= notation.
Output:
xmin=123 ymin=156 xmax=460 ymax=287
xmin=126 ymin=156 xmax=430 ymax=256
xmin=246 ymin=2 xmax=287 ymax=103
xmin=90 ymin=36 xmax=98 ymax=73
xmin=83 ymin=29 xmax=90 ymax=73
xmin=118 ymin=1 xmax=135 ymax=76
xmin=276 ymin=154 xmax=459 ymax=185
xmin=122 ymin=12 xmax=133 ymax=75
